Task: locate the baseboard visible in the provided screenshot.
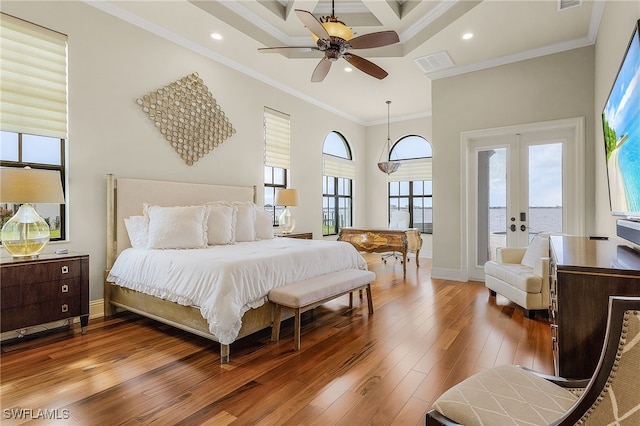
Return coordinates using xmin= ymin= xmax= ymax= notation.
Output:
xmin=431 ymin=267 xmax=468 ymax=282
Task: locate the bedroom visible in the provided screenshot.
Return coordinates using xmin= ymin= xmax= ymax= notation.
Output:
xmin=1 ymin=0 xmax=639 ymax=424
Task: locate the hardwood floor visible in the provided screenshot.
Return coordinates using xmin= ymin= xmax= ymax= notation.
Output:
xmin=0 ymin=254 xmax=554 ymax=425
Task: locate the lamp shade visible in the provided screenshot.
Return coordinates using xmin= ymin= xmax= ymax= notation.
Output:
xmin=0 ymin=168 xmax=65 ymax=204
xmin=275 ymin=188 xmax=298 ymax=207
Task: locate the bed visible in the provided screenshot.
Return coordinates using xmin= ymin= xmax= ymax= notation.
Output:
xmin=104 ymin=175 xmax=368 ymax=363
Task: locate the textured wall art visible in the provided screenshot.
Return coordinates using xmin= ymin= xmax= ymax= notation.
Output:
xmin=136 ymin=72 xmax=236 ymax=166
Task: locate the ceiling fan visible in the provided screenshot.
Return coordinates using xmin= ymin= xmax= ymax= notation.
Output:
xmin=258 ymin=1 xmax=399 ymax=82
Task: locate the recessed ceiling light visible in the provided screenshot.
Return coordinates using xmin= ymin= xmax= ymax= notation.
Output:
xmin=344 ymin=67 xmax=353 ymax=73
xmin=462 ymin=32 xmax=473 ymax=40
xmin=210 ymin=33 xmax=223 ymax=40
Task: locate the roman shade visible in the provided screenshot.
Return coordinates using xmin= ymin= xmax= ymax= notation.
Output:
xmin=387 ymin=158 xmax=432 ymax=182
xmin=323 ymin=154 xmax=356 ymax=179
xmin=263 ymin=107 xmax=290 ymax=170
xmin=0 ymin=13 xmax=68 ymax=139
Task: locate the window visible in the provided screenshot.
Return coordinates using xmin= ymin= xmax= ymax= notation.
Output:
xmin=387 ymin=135 xmax=432 ymax=234
xmin=263 ymin=107 xmax=290 ymax=226
xmin=322 ymin=131 xmax=354 ymax=236
xmin=0 ymin=14 xmax=68 ymax=241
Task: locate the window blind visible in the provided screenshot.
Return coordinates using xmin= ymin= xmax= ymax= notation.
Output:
xmin=263 ymin=107 xmax=290 ymax=169
xmin=0 ymin=13 xmax=68 ymax=139
xmin=387 ymin=158 xmax=432 ymax=182
xmin=323 ymin=154 xmax=356 ymax=179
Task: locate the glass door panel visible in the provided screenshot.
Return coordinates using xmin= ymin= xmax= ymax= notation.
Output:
xmin=527 ymin=143 xmax=563 ymax=241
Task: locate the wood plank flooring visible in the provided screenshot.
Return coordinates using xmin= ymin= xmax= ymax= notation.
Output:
xmin=0 ymin=254 xmax=553 ymax=425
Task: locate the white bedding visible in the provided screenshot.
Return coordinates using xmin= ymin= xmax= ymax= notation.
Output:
xmin=107 ymin=238 xmax=368 ymax=344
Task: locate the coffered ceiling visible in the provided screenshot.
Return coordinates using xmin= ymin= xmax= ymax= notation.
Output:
xmin=88 ymin=0 xmax=602 ymax=124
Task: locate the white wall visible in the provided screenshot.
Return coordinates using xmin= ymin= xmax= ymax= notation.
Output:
xmin=0 ymin=1 xmax=368 ymax=302
xmin=431 ymin=46 xmax=596 ymax=280
xmin=594 ymin=2 xmax=640 ymax=241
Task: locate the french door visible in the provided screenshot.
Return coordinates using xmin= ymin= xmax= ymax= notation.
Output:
xmin=465 ymin=118 xmax=584 ymax=281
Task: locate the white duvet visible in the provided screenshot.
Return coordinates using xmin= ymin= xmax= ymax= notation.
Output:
xmin=107 ymin=238 xmax=368 ymax=344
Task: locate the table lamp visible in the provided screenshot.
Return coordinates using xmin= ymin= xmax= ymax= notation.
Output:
xmin=274 ymin=188 xmax=298 ymax=234
xmin=0 ymin=167 xmax=65 ymax=257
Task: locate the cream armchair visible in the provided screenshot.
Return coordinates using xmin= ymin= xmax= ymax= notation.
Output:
xmin=483 ymin=234 xmax=550 ymax=319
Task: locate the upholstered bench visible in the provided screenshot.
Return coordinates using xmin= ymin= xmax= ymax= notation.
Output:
xmin=269 ymin=269 xmax=375 ymax=350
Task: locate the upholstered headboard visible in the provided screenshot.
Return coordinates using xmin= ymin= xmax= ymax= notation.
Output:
xmin=106 ymin=175 xmax=256 ymax=268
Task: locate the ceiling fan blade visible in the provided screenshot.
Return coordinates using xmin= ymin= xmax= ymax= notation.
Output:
xmin=344 ymin=54 xmax=388 ymax=80
xmin=294 ymin=9 xmax=330 ymax=41
xmin=311 ymin=58 xmax=331 ymax=82
xmin=348 ymin=31 xmax=400 ymax=49
xmin=258 ymin=46 xmax=319 ymax=54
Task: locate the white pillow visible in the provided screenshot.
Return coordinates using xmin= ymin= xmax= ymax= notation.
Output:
xmin=145 ymin=205 xmax=209 ymax=249
xmin=124 ymin=215 xmax=148 ymax=249
xmin=233 ymin=201 xmax=257 ymax=242
xmin=206 ymin=203 xmax=236 ymax=245
xmin=254 ymin=209 xmax=274 ymax=240
xmin=521 ymin=234 xmax=550 ymax=268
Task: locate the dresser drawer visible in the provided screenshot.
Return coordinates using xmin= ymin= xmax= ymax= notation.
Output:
xmin=1 ymin=279 xmax=81 ymax=310
xmin=1 ymin=297 xmax=82 ymax=332
xmin=0 ymin=258 xmax=82 ymax=286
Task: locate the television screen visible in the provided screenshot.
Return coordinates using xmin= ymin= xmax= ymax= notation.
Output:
xmin=602 ymin=19 xmax=640 ymax=217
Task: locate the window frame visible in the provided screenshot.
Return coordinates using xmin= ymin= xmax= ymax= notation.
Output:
xmin=387 ymin=135 xmax=433 ymax=234
xmin=264 ymin=165 xmax=288 ymax=227
xmin=322 ymin=131 xmax=353 ymax=236
xmin=0 ymin=132 xmax=67 ymax=241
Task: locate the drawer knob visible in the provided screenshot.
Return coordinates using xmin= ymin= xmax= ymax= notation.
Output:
xmin=61 ymin=265 xmax=69 ymax=274
xmin=61 ymin=284 xmax=69 ymax=293
xmin=61 ymin=304 xmax=69 ymax=313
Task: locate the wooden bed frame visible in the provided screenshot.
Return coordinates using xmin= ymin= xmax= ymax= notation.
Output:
xmin=104 ymin=175 xmax=273 ymax=363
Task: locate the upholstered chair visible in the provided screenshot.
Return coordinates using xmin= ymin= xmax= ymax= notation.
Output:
xmin=484 ymin=233 xmax=550 ymax=318
xmin=426 ymin=296 xmax=640 ymax=425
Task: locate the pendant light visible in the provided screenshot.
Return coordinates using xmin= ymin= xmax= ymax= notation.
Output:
xmin=377 ymin=100 xmax=401 ymax=174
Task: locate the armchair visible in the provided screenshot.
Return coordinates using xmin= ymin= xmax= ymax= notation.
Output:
xmin=484 ymin=234 xmax=550 ymax=318
xmin=426 ymin=295 xmax=640 ymax=425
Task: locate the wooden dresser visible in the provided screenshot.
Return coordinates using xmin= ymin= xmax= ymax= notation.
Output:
xmin=337 ymin=227 xmax=422 ymax=274
xmin=549 ymin=236 xmax=640 ymax=378
xmin=1 ymin=253 xmax=90 ymax=334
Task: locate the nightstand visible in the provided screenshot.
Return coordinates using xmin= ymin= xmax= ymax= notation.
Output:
xmin=275 ymin=232 xmax=313 ymax=240
xmin=0 ymin=252 xmax=90 ymax=334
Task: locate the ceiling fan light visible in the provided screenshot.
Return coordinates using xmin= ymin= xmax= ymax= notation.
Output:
xmin=312 ymin=21 xmax=354 ymax=41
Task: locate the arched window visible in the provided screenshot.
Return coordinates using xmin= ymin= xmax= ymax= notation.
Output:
xmin=322 ymin=131 xmax=354 ymax=236
xmin=387 ymin=135 xmax=433 ymax=234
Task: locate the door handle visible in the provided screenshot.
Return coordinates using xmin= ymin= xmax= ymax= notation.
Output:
xmin=520 ymin=224 xmax=527 ymax=232
xmin=510 ymin=224 xmax=516 ymax=232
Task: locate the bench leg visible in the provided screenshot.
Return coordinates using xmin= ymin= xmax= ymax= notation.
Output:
xmin=294 ymin=308 xmax=301 ymax=351
xmin=366 ymin=284 xmax=374 ymax=314
xmin=271 ymin=304 xmax=282 ymax=342
xmin=349 ymin=292 xmax=353 ymax=309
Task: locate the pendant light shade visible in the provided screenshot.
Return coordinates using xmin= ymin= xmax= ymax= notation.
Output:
xmin=377 ymin=100 xmax=401 ymax=175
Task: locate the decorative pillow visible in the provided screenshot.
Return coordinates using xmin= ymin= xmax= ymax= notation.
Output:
xmin=233 ymin=201 xmax=257 ymax=242
xmin=254 ymin=209 xmax=274 ymax=240
xmin=521 ymin=233 xmax=550 ymax=268
xmin=206 ymin=203 xmax=236 ymax=245
xmin=145 ymin=205 xmax=209 ymax=249
xmin=124 ymin=215 xmax=148 ymax=249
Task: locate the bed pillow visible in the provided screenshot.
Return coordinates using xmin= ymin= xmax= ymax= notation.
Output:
xmin=206 ymin=203 xmax=236 ymax=245
xmin=145 ymin=204 xmax=209 ymax=249
xmin=255 ymin=209 xmax=274 ymax=240
xmin=233 ymin=201 xmax=257 ymax=242
xmin=124 ymin=215 xmax=148 ymax=249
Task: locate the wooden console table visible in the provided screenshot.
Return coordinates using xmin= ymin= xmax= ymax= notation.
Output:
xmin=550 ymin=236 xmax=640 ymax=378
xmin=337 ymin=227 xmax=422 ymax=274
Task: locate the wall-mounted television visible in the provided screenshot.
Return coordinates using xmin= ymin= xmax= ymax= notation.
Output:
xmin=602 ymin=19 xmax=640 ymax=219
